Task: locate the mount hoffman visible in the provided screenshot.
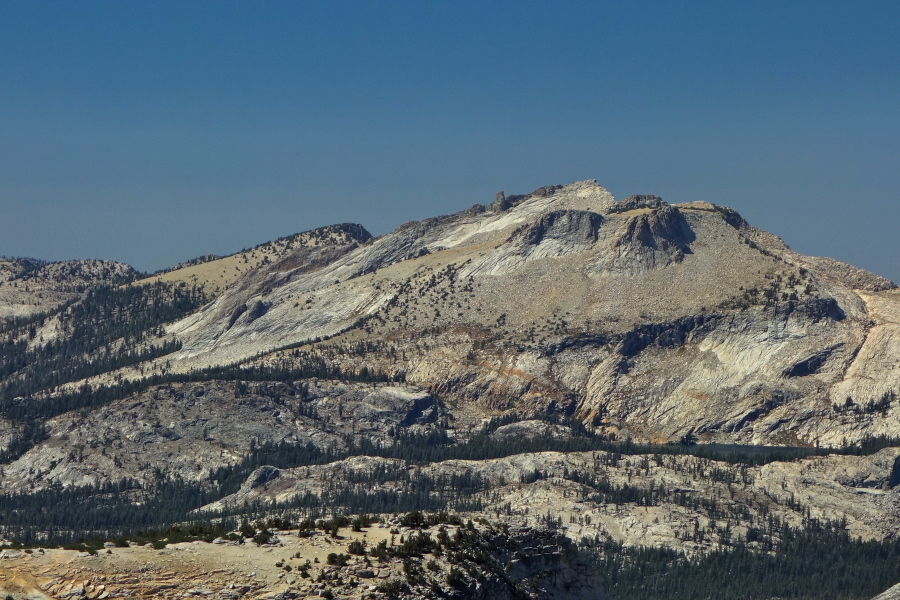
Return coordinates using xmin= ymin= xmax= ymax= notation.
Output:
xmin=1 ymin=179 xmax=899 ymax=600
xmin=49 ymin=179 xmax=899 ymax=446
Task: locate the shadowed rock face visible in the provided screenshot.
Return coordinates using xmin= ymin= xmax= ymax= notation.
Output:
xmin=615 ymin=194 xmax=666 ymax=211
xmin=614 ymin=205 xmax=694 ymax=252
xmin=783 ymin=346 xmax=842 ymax=378
xmin=604 ymin=204 xmax=696 ymax=272
xmin=519 ymin=210 xmax=605 ymax=246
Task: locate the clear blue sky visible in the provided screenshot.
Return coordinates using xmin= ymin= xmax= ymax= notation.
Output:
xmin=1 ymin=1 xmax=898 ymax=282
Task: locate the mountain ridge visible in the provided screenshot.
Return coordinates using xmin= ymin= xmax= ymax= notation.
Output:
xmin=4 ymin=179 xmax=897 ymax=449
xmin=2 ymin=179 xmax=900 ymax=599
xmin=130 ymin=180 xmax=899 ymax=448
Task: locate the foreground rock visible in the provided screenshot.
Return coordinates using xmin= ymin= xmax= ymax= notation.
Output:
xmin=0 ymin=521 xmax=602 ymax=600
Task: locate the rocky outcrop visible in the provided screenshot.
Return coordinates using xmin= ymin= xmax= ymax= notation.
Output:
xmin=605 ymin=204 xmax=695 ymax=272
xmin=493 ymin=527 xmax=604 ymax=600
xmin=611 ymin=193 xmax=666 ymax=212
xmin=0 ymin=380 xmax=439 ymax=492
xmin=518 ymin=210 xmax=604 ymax=246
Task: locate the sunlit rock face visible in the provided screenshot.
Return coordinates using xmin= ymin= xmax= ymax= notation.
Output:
xmin=148 ymin=180 xmax=898 ymax=447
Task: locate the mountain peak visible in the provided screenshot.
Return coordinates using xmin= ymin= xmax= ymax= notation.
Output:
xmin=614 ymin=194 xmax=667 ymax=211
xmin=9 ymin=178 xmax=899 ymax=451
xmin=493 ymin=179 xmax=616 ymax=215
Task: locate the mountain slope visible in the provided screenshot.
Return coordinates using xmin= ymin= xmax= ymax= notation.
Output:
xmin=4 ymin=180 xmax=897 ymax=448
xmin=2 ymin=179 xmax=900 ymax=600
xmin=0 ymin=258 xmax=138 ymax=320
xmin=138 ymin=222 xmax=372 ymax=297
xmin=117 ymin=180 xmax=899 ymax=447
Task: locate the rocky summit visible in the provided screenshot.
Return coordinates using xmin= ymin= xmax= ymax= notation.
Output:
xmin=1 ymin=180 xmax=899 ymax=600
xmin=148 ymin=180 xmax=897 ymax=446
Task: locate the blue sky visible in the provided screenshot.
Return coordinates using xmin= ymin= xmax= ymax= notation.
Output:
xmin=1 ymin=1 xmax=898 ymax=282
